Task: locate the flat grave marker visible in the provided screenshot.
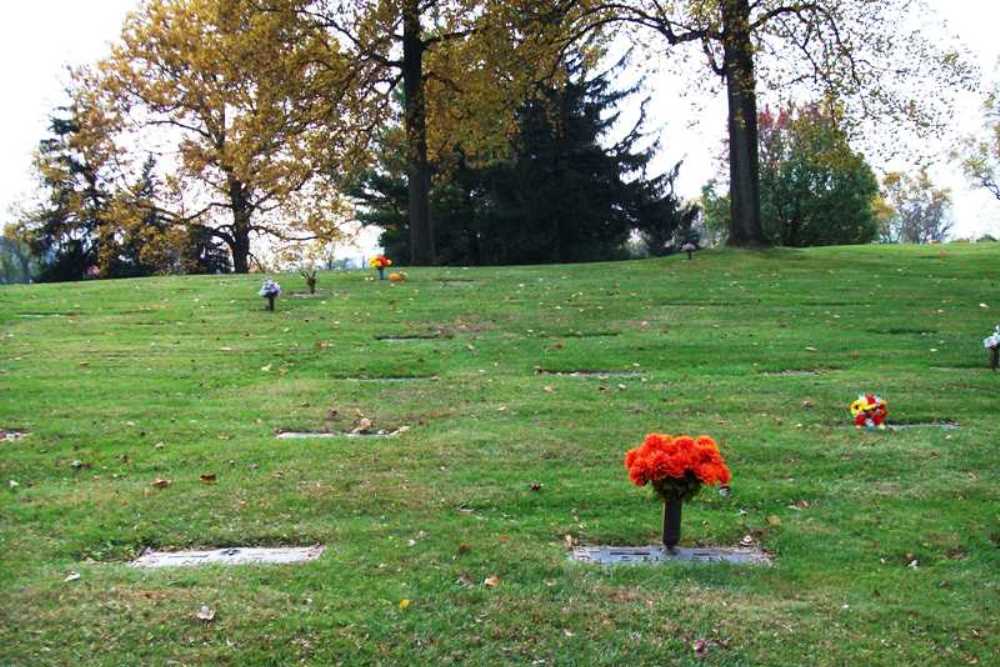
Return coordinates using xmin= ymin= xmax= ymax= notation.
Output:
xmin=131 ymin=545 xmax=325 ymax=568
xmin=571 ymin=545 xmax=771 ymax=566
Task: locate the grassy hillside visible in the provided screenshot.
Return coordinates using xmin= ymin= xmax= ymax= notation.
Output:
xmin=1 ymin=244 xmax=997 ymax=665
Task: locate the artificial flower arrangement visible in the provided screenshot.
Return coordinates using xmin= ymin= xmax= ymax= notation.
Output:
xmin=984 ymin=325 xmax=999 ymax=371
xmin=849 ymin=393 xmax=887 ymax=430
xmin=259 ymin=279 xmax=282 ymax=311
xmin=369 ymin=255 xmax=392 ymax=280
xmin=624 ymin=433 xmax=731 ymax=552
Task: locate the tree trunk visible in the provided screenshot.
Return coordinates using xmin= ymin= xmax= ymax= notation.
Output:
xmin=403 ymin=1 xmax=435 ymax=266
xmin=228 ymin=176 xmax=252 ymax=273
xmin=721 ymin=0 xmax=767 ymax=247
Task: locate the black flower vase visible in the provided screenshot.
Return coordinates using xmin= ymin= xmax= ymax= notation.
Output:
xmin=378 ymin=267 xmax=385 ymax=280
xmin=662 ymin=497 xmax=683 ymax=553
xmin=991 ymin=346 xmax=998 ymax=371
xmin=266 ymin=295 xmax=275 ymax=311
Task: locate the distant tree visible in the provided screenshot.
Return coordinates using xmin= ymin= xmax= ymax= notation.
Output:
xmin=530 ymin=1 xmax=974 ymax=248
xmin=960 ymin=83 xmax=1000 ymax=201
xmin=19 ymin=106 xmax=110 ymax=282
xmin=19 ymin=110 xmax=232 ymax=281
xmin=699 ymin=180 xmax=731 ymax=247
xmin=291 ymin=0 xmax=571 ymax=266
xmin=757 ymin=103 xmax=879 ymax=246
xmin=0 ymin=228 xmax=37 ymax=284
xmin=881 ymin=169 xmax=953 ymax=244
xmin=76 ymin=0 xmax=354 ymax=273
xmin=352 ymin=55 xmax=694 ymax=264
xmin=634 ymin=162 xmax=700 ymax=257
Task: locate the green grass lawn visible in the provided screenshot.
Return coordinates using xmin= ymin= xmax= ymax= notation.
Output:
xmin=1 ymin=244 xmax=997 ymax=665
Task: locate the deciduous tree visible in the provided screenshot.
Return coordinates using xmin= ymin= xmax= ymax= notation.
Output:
xmin=78 ymin=0 xmax=357 ymax=273
xmin=351 ymin=54 xmax=694 ymax=264
xmin=757 ymin=103 xmax=879 ymax=246
xmin=960 ymin=83 xmax=1000 ymax=201
xmin=289 ymin=0 xmax=569 ymax=265
xmin=536 ymin=0 xmax=974 ymax=247
xmin=881 ymin=168 xmax=952 ymax=244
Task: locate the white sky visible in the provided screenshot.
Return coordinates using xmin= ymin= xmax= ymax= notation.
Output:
xmin=1 ymin=0 xmax=999 ymax=252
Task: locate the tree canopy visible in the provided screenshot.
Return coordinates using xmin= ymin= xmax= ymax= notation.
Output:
xmin=757 ymin=103 xmax=879 ymax=246
xmin=72 ymin=0 xmax=359 ymax=273
xmin=351 ymin=55 xmax=695 ymax=264
xmin=288 ymin=0 xmax=572 ymax=265
xmin=960 ymin=83 xmax=1000 ymax=201
xmin=881 ymin=168 xmax=953 ymax=244
xmin=532 ymin=0 xmax=974 ymax=247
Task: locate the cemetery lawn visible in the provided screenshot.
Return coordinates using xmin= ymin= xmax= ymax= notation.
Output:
xmin=1 ymin=243 xmax=998 ymax=666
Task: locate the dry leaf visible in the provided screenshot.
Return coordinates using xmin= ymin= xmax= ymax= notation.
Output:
xmin=200 ymin=474 xmax=217 ymax=484
xmin=457 ymin=543 xmax=472 ymax=555
xmin=483 ymin=575 xmax=501 ymax=588
xmin=399 ymin=599 xmax=411 ymax=610
xmin=196 ymin=605 xmax=216 ymax=622
xmin=563 ymin=629 xmax=575 ymax=638
xmin=564 ymin=534 xmax=576 ymax=549
xmin=151 ymin=478 xmax=171 ymax=489
xmin=805 ymin=346 xmax=818 ymax=352
xmin=543 ymin=385 xmax=555 ymax=393
xmin=801 ymin=399 xmax=814 ymax=409
xmin=767 ymin=515 xmax=782 ymax=526
xmin=352 ymin=417 xmax=373 ymax=434
xmin=260 ymin=364 xmax=272 ymax=372
xmin=64 ymin=572 xmax=81 ymax=583
xmin=530 ymin=483 xmax=542 ymax=492
xmin=456 ymin=572 xmax=475 ymax=587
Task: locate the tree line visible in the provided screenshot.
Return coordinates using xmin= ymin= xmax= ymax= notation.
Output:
xmin=4 ymin=0 xmax=987 ymax=283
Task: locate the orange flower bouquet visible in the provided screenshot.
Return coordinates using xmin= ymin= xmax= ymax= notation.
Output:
xmin=624 ymin=434 xmax=731 ymax=551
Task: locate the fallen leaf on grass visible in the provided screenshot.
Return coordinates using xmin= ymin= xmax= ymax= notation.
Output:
xmin=483 ymin=575 xmax=501 ymax=588
xmin=543 ymin=385 xmax=555 ymax=393
xmin=260 ymin=364 xmax=272 ymax=372
xmin=563 ymin=629 xmax=575 ymax=638
xmin=801 ymin=400 xmax=814 ymax=409
xmin=530 ymin=483 xmax=543 ymax=492
xmin=151 ymin=478 xmax=171 ymax=489
xmin=767 ymin=515 xmax=782 ymax=526
xmin=399 ymin=599 xmax=411 ymax=610
xmin=64 ymin=572 xmax=81 ymax=583
xmin=805 ymin=346 xmax=818 ymax=352
xmin=564 ymin=534 xmax=577 ymax=549
xmin=456 ymin=572 xmax=475 ymax=587
xmin=352 ymin=417 xmax=373 ymax=434
xmin=200 ymin=474 xmax=217 ymax=484
xmin=456 ymin=543 xmax=472 ymax=555
xmin=196 ymin=605 xmax=216 ymax=622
